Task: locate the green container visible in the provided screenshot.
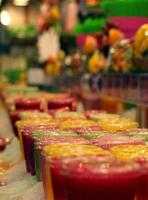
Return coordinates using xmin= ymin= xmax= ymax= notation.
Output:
xmin=100 ymin=0 xmax=148 ymax=17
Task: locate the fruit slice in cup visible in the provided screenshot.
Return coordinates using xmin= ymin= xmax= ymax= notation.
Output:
xmin=111 ymin=145 xmax=148 ymax=161
xmin=99 ymin=118 xmax=139 ymax=131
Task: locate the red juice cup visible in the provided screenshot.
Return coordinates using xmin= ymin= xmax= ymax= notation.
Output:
xmin=135 ymin=157 xmax=148 ymax=200
xmin=9 ymin=109 xmax=21 ymax=136
xmin=33 ymin=130 xmax=78 ymax=180
xmin=111 ymin=144 xmax=148 ymax=200
xmin=15 ymin=97 xmax=41 ymax=110
xmin=42 ymin=144 xmax=110 ymax=200
xmin=61 ymin=156 xmax=142 ymax=200
xmin=36 ymin=136 xmax=89 ymax=181
xmin=21 ymin=125 xmax=58 ymax=175
xmin=48 ymin=98 xmax=74 ymax=110
xmin=16 ymin=119 xmax=53 ymax=159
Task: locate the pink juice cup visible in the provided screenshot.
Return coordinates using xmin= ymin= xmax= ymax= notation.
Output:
xmin=91 ymin=134 xmax=144 ymax=150
xmin=85 ymin=110 xmax=107 ymax=119
xmin=73 ymin=126 xmax=102 ymax=135
xmin=42 ymin=145 xmax=110 ymax=200
xmin=61 ymin=156 xmax=142 ymax=200
xmin=135 ymin=158 xmax=148 ymax=200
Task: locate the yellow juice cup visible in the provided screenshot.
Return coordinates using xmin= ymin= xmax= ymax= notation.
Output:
xmin=99 ymin=118 xmax=139 ymax=132
xmin=59 ymin=119 xmax=97 ymax=130
xmin=19 ymin=111 xmax=52 ymax=121
xmin=111 ymin=145 xmax=148 ymax=161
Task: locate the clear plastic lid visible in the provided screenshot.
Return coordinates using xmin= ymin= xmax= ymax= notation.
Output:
xmin=36 ymin=136 xmax=90 ymax=150
xmin=16 ymin=119 xmax=53 ymax=128
xmin=99 ymin=118 xmax=139 ymax=131
xmin=91 ymin=134 xmax=144 ymax=150
xmin=43 ymin=144 xmax=110 ymax=157
xmin=81 ymin=131 xmax=108 ymax=140
xmin=111 ymin=145 xmax=148 ymax=161
xmin=33 ymin=130 xmax=77 ymax=139
xmin=61 ymin=155 xmax=141 ymax=178
xmin=19 ymin=111 xmax=52 ymax=120
xmin=59 ymin=119 xmax=97 ymax=129
xmin=54 ymin=111 xmax=85 ymax=119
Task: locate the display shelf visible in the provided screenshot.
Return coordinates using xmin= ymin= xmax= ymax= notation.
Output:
xmin=85 ymin=73 xmax=148 ymax=105
xmin=80 ymin=73 xmax=148 ymax=127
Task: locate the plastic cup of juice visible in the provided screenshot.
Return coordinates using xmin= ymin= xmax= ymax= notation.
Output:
xmin=80 ymin=131 xmax=108 ymax=140
xmin=42 ymin=144 xmax=110 ymax=200
xmin=99 ymin=118 xmax=139 ymax=131
xmin=61 ymin=155 xmax=142 ymax=200
xmin=33 ymin=129 xmax=78 ymax=179
xmin=74 ymin=126 xmax=102 ymax=134
xmin=59 ymin=119 xmax=97 ymax=130
xmin=85 ymin=110 xmax=107 ymax=120
xmin=14 ymin=97 xmax=41 ymax=110
xmin=48 ymin=98 xmax=74 ymax=110
xmin=120 ymin=129 xmax=148 ymax=143
xmin=54 ymin=111 xmax=85 ymax=119
xmin=135 ymin=158 xmax=148 ymax=200
xmin=111 ymin=145 xmax=148 ymax=161
xmin=85 ymin=112 xmax=118 ymax=121
xmin=16 ymin=119 xmax=53 ymax=159
xmin=19 ymin=111 xmax=52 ymax=121
xmin=21 ymin=125 xmax=58 ymax=175
xmin=9 ymin=109 xmax=22 ymax=136
xmin=34 ymin=135 xmax=89 ymax=181
xmin=91 ymin=134 xmax=144 ymax=150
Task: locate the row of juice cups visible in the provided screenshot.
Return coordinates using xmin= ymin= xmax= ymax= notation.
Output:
xmin=14 ymin=117 xmax=148 ymax=200
xmin=6 ymin=93 xmax=77 ymax=136
xmin=40 ymin=144 xmax=148 ymax=200
xmin=3 ymin=85 xmax=147 ymax=200
xmin=14 ymin=116 xmax=148 ymax=200
xmin=15 ymin=114 xmax=142 ymax=178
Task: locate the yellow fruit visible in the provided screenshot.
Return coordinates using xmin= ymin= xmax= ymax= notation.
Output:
xmin=49 ymin=6 xmax=60 ymax=22
xmin=88 ymin=51 xmax=106 ymax=74
xmin=134 ymin=24 xmax=148 ymax=58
